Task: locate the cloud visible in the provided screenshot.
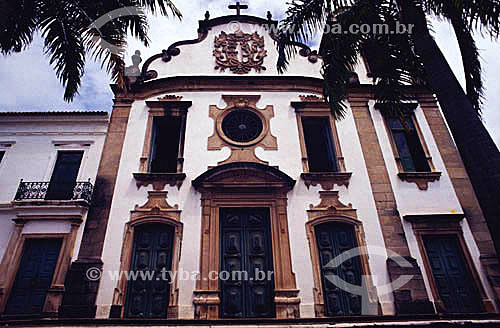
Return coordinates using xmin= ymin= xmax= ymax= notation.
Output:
xmin=0 ymin=34 xmax=113 ymax=112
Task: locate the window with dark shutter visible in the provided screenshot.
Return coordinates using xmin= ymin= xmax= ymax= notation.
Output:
xmin=386 ymin=117 xmax=430 ymax=172
xmin=301 ymin=116 xmax=338 ymax=173
xmin=150 ymin=116 xmax=183 ymax=173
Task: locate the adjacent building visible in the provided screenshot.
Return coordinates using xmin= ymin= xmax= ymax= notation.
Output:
xmin=0 ymin=111 xmax=108 ymax=315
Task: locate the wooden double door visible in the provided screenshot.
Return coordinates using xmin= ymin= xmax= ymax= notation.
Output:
xmin=423 ymin=235 xmax=482 ymax=313
xmin=219 ymin=207 xmax=275 ymax=318
xmin=4 ymin=238 xmax=62 ymax=315
xmin=315 ymin=222 xmax=363 ymax=316
xmin=124 ymin=223 xmax=174 ymax=318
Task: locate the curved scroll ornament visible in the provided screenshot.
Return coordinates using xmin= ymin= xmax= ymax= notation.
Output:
xmin=213 ymin=31 xmax=267 ymax=74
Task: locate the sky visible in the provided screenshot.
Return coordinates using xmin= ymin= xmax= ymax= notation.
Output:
xmin=0 ymin=0 xmax=498 ymax=147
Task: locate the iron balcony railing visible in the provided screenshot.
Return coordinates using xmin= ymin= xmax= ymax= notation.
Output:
xmin=14 ymin=179 xmax=94 ymax=203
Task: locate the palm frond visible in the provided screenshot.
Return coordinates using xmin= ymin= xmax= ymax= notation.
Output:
xmin=1 ymin=0 xmax=182 ymax=101
xmin=422 ymin=0 xmax=485 ymax=114
xmin=424 ymin=0 xmax=500 ymax=37
xmin=138 ymin=0 xmax=182 ymax=18
xmin=448 ymin=11 xmax=484 ymax=114
xmin=0 ymin=0 xmax=38 ymax=54
xmin=276 ymin=0 xmax=334 ymax=73
xmin=38 ymin=1 xmax=86 ymax=101
xmin=320 ymin=2 xmax=368 ymax=118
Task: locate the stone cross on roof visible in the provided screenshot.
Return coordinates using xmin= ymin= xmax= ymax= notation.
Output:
xmin=228 ymin=2 xmax=248 ymax=15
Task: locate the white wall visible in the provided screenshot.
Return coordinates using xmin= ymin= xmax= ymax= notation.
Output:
xmin=0 ymin=114 xmax=108 ymax=262
xmin=96 ymin=91 xmax=392 ymax=317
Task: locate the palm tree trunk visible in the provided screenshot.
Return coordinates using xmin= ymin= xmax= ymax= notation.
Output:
xmin=396 ymin=0 xmax=500 ymax=258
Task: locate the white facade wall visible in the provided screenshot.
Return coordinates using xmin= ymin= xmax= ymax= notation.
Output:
xmin=0 ymin=113 xmax=108 ymax=262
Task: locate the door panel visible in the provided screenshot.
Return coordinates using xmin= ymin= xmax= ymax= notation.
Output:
xmin=46 ymin=151 xmax=83 ymax=200
xmin=5 ymin=238 xmax=62 ymax=315
xmin=220 ymin=208 xmax=274 ymax=318
xmin=124 ymin=224 xmax=174 ymax=318
xmin=423 ymin=235 xmax=482 ymax=313
xmin=315 ymin=222 xmax=362 ymax=316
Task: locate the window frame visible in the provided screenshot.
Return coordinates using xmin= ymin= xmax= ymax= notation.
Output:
xmin=292 ymin=100 xmax=352 ymax=190
xmin=134 ymin=99 xmax=191 ymax=191
xmin=294 ymin=105 xmax=345 ymax=174
xmin=140 ymin=104 xmax=188 ymax=174
xmin=0 ymin=141 xmax=15 ymax=178
xmin=0 ymin=222 xmax=82 ymax=316
xmin=381 ymin=108 xmax=435 ymax=174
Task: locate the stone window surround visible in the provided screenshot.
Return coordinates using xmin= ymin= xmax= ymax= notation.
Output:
xmin=134 ymin=99 xmax=192 ymax=191
xmin=45 ymin=144 xmax=90 ymax=183
xmin=207 ymin=95 xmax=277 ymax=166
xmin=291 ymin=100 xmax=352 ymax=190
xmin=0 ymin=216 xmax=82 ymax=316
xmin=305 ymin=191 xmax=379 ymax=317
xmin=404 ymin=214 xmax=496 ymax=313
xmin=0 ymin=141 xmax=14 ymax=175
xmin=376 ymin=103 xmax=441 ymax=190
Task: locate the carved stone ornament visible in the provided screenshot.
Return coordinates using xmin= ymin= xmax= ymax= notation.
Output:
xmin=132 ymin=190 xmax=180 ymax=218
xmin=301 ymin=172 xmax=352 ymax=190
xmin=208 ymin=95 xmax=277 ymax=165
xmin=308 ymin=190 xmax=356 ymax=219
xmin=299 ymin=94 xmax=325 ymax=102
xmin=133 ymin=172 xmax=186 ymax=191
xmin=157 ymin=94 xmax=183 ymax=101
xmin=213 ymin=31 xmax=267 ymax=74
xmin=398 ymin=172 xmax=442 ymax=190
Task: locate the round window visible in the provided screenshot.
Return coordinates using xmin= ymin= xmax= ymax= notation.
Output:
xmin=221 ymin=109 xmax=263 ymax=143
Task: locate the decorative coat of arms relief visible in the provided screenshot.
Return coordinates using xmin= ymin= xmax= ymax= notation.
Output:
xmin=213 ymin=31 xmax=267 ymax=74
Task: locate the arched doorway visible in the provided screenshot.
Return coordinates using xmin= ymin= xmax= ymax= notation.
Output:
xmin=192 ymin=162 xmax=299 ymax=319
xmin=314 ymin=221 xmax=362 ymax=316
xmin=305 ymin=191 xmax=379 ymax=317
xmin=111 ymin=191 xmax=183 ymax=319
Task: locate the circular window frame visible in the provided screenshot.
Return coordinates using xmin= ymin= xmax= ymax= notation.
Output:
xmin=216 ymin=107 xmax=268 ymax=147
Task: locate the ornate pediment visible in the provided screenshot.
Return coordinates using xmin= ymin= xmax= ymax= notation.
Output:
xmin=192 ymin=162 xmax=295 ymax=191
xmin=213 ymin=31 xmax=267 ymax=74
xmin=308 ymin=191 xmax=357 ymax=219
xmin=131 ymin=191 xmax=180 ymax=221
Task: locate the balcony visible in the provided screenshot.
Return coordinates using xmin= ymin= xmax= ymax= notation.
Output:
xmin=14 ymin=179 xmax=94 ymax=203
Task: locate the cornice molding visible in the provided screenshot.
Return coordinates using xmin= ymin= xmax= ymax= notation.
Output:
xmin=111 ymin=75 xmax=433 ymax=100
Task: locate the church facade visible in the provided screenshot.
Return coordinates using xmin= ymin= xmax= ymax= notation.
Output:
xmin=1 ymin=10 xmax=500 ymax=326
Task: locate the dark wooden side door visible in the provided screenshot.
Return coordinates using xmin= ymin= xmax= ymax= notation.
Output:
xmin=423 ymin=235 xmax=482 ymax=313
xmin=315 ymin=222 xmax=362 ymax=316
xmin=219 ymin=207 xmax=275 ymax=318
xmin=4 ymin=238 xmax=62 ymax=315
xmin=46 ymin=151 xmax=83 ymax=200
xmin=124 ymin=223 xmax=174 ymax=318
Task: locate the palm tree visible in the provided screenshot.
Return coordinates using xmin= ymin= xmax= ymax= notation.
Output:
xmin=277 ymin=0 xmax=500 ymax=257
xmin=0 ymin=0 xmax=181 ymax=101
